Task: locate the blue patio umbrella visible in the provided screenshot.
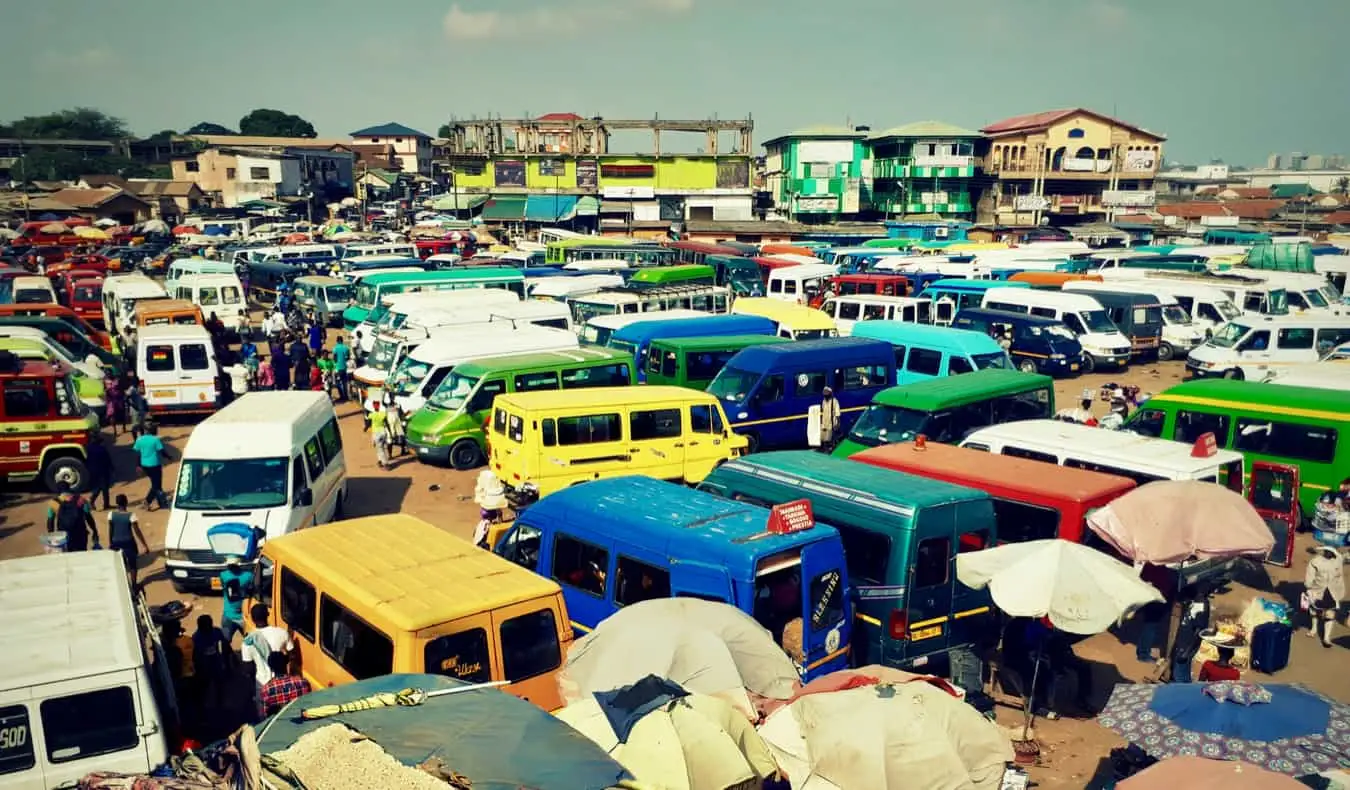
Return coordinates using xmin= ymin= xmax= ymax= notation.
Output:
xmin=1098 ymin=681 xmax=1350 ymax=776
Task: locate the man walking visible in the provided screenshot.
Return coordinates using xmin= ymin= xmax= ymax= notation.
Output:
xmin=259 ymin=652 xmax=311 ymax=717
xmin=818 ymin=387 xmax=840 ymax=453
xmin=132 ymin=422 xmax=170 ymax=510
xmin=47 ymin=488 xmax=98 ymax=551
xmin=218 ymin=559 xmax=255 ymax=646
xmin=331 ymin=335 xmax=351 ymax=402
xmin=86 ymin=433 xmax=114 ymax=511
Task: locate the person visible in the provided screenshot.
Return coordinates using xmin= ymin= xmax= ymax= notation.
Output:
xmin=1055 ymin=389 xmax=1098 ymax=426
xmin=473 ymin=473 xmax=508 ymax=548
xmin=242 ymin=604 xmax=297 ymax=711
xmin=1136 ymin=563 xmax=1176 ymax=663
xmin=217 ymin=559 xmax=255 ymax=645
xmin=104 ymin=373 xmax=125 ymax=434
xmin=1168 ymin=592 xmax=1210 ymax=683
xmin=1198 ymin=644 xmax=1242 ymax=682
xmin=368 ymin=399 xmax=390 ymax=469
xmin=818 ymin=387 xmax=840 ymax=452
xmin=263 ymin=309 xmax=284 ymax=340
xmin=127 ymin=380 xmax=149 ymax=439
xmin=256 ymin=356 xmax=274 ymax=390
xmin=47 ymin=488 xmax=98 ymax=552
xmin=161 ymin=620 xmax=196 ymax=723
xmin=290 ymin=340 xmax=310 ymax=392
xmin=259 ymin=652 xmax=311 ymax=717
xmin=132 ymin=422 xmax=170 ymax=510
xmin=308 ymin=360 xmax=324 ymax=391
xmin=384 ymin=392 xmax=406 ymax=457
xmin=1304 ymin=546 xmax=1345 ymax=647
xmin=192 ymin=614 xmax=230 ymax=711
xmin=331 ymin=336 xmax=351 ymax=402
xmin=1314 ymin=478 xmax=1350 ymax=535
xmin=272 ymin=345 xmax=292 ymax=391
xmin=204 ymin=311 xmax=226 ymax=341
xmin=85 ymin=433 xmax=113 ymax=511
xmin=108 ymin=494 xmax=151 ymax=588
xmin=307 ymin=319 xmax=325 ymax=358
xmin=1098 ymin=390 xmax=1131 ymax=430
xmin=225 ymin=359 xmax=251 ymax=398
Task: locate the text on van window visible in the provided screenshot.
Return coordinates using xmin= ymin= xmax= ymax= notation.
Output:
xmin=0 ymin=705 xmax=35 ymax=776
xmin=424 ymin=629 xmax=492 ymax=683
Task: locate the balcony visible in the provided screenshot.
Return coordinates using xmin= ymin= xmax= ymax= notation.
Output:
xmin=988 ymin=158 xmax=1161 ymax=179
xmin=996 ymin=194 xmax=1105 ymax=214
xmin=872 ymin=156 xmax=976 ymax=180
xmin=875 ymin=192 xmax=973 ymax=215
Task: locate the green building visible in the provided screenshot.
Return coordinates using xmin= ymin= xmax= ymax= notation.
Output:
xmin=866 ymin=121 xmax=984 ymax=219
xmin=761 ymin=126 xmax=870 ymax=222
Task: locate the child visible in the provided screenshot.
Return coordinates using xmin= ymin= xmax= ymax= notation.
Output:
xmin=108 ymin=494 xmax=151 ymax=589
xmin=308 ymin=362 xmax=324 ymax=392
xmin=192 ymin=614 xmax=230 ymax=710
xmin=1198 ymin=644 xmax=1241 ymax=682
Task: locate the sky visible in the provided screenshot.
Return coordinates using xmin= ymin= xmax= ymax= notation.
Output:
xmin=2 ymin=0 xmax=1346 ymax=166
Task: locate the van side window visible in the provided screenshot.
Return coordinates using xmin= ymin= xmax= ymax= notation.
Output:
xmin=551 ymin=534 xmax=609 ymax=597
xmin=795 ymin=371 xmax=828 ymax=396
xmin=1276 ymin=328 xmax=1314 ymax=350
xmin=40 ymin=687 xmax=138 ymax=763
xmin=280 ymin=568 xmax=317 ymax=641
xmin=964 ymin=443 xmax=990 ymax=452
xmin=616 ymin=557 xmax=672 ymax=606
xmin=180 ymin=343 xmax=210 ymax=371
xmin=145 ymin=344 xmax=175 ymax=372
xmin=1001 ymin=446 xmax=1059 ymax=464
xmin=906 ymin=348 xmax=943 ymax=376
xmin=424 ymin=629 xmax=492 ymax=683
xmin=947 ymin=356 xmax=974 ymax=375
xmin=563 ymin=363 xmax=631 ymax=388
xmin=1129 ymin=409 xmax=1167 ymax=438
xmin=1029 ymin=307 xmax=1057 ymax=320
xmin=991 ymin=499 xmax=1061 ymax=544
xmin=291 ymin=457 xmax=307 ymax=497
xmin=690 ymin=404 xmax=713 ymax=433
xmin=646 ymin=351 xmax=663 ymax=377
xmin=1238 ymin=330 xmax=1269 ymax=352
xmin=557 ymin=413 xmax=621 ymax=444
xmin=0 ymin=705 xmax=35 ymax=774
xmin=829 ymin=521 xmax=890 ymax=585
xmin=1233 ymin=418 xmax=1338 ymax=464
xmin=892 ymin=345 xmax=908 ymax=369
xmin=303 ymin=436 xmax=324 ymax=480
xmin=994 ymin=390 xmax=1053 ymax=422
xmin=838 ymin=364 xmax=887 ymax=389
xmin=1064 ymin=459 xmax=1165 ymax=486
xmin=467 ymin=379 xmax=506 ymax=413
xmin=320 ymin=596 xmax=394 ymax=680
xmin=3 ymin=379 xmax=49 ymax=418
xmin=809 ymin=569 xmax=844 ymax=631
xmin=912 ymin=536 xmax=950 ymax=589
xmin=318 ymin=417 xmax=343 ymax=461
xmin=1173 ymin=411 xmax=1230 ymax=445
xmin=631 ymin=408 xmax=681 ymax=440
xmin=501 ymin=609 xmax=563 ymax=682
xmin=514 ymin=371 xmax=559 ymax=392
xmin=1317 ymin=328 xmax=1350 ymax=352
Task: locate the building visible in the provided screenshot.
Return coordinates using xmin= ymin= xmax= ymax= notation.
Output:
xmin=761 ymin=126 xmax=869 ymax=222
xmin=866 ymin=121 xmax=984 ymax=220
xmin=981 ymin=108 xmax=1164 ymax=225
xmin=171 ymin=145 xmax=354 ymax=208
xmin=43 ymin=188 xmax=150 ymax=225
xmin=350 ymin=123 xmax=432 ymax=176
xmin=435 ymin=116 xmax=755 ymax=233
xmin=124 ymin=179 xmax=208 ymax=222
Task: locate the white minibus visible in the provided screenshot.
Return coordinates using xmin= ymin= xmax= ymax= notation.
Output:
xmin=1188 ymin=314 xmax=1350 ymax=380
xmin=979 ymin=287 xmax=1133 ymax=372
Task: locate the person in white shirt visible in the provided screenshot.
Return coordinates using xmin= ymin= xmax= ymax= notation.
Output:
xmin=240 ymin=603 xmax=295 ymax=715
xmin=1055 ymin=389 xmax=1098 ymax=425
xmin=224 ymin=362 xmax=251 ymax=396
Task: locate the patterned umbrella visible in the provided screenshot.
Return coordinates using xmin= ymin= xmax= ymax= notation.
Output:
xmin=1098 ymin=681 xmax=1350 ymax=775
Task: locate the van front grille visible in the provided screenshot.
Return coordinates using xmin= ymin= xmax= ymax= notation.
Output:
xmin=182 ymin=549 xmax=225 ymax=565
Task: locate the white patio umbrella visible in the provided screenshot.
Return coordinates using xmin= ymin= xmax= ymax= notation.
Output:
xmin=92 ymin=217 xmax=119 ymax=227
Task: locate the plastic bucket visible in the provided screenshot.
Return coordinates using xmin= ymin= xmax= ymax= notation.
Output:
xmin=40 ymin=532 xmax=68 ymax=554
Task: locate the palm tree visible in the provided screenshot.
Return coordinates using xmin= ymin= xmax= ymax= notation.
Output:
xmin=1334 ymin=175 xmax=1350 ymax=197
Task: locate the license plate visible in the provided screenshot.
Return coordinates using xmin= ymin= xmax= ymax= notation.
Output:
xmin=1117 ymin=359 xmax=1128 ymax=366
xmin=210 ymin=577 xmax=221 ymax=591
xmin=910 ymin=625 xmax=943 ymax=641
xmin=153 ymin=389 xmax=176 ymax=398
xmin=1070 ymin=364 xmax=1079 ymax=372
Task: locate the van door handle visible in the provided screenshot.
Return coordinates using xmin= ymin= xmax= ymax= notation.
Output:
xmin=673 ymin=442 xmax=685 ymax=448
xmin=629 ymin=448 xmax=640 ymax=453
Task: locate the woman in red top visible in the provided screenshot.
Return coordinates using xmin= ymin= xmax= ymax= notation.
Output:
xmin=1198 ymin=644 xmax=1242 ymax=682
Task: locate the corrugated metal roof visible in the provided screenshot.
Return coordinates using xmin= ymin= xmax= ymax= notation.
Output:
xmin=868 ymin=120 xmax=983 ymax=140
xmin=524 ymin=195 xmax=579 ymax=222
xmin=349 ymin=122 xmax=431 ymax=139
xmin=599 ymin=200 xmax=633 ymax=214
xmin=480 ymin=195 xmax=527 ymax=220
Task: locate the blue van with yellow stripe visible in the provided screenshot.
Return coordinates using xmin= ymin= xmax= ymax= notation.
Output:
xmin=706 ymin=337 xmax=895 ymax=452
xmin=493 ymin=475 xmax=852 ymax=680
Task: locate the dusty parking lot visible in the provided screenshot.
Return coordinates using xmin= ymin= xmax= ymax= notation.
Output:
xmin=3 ymin=354 xmax=1347 ymax=787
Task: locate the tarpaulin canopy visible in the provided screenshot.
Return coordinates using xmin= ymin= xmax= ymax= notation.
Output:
xmin=480 ymin=196 xmax=527 ymax=221
xmin=525 ymin=195 xmax=579 ymax=222
xmin=255 ymin=673 xmax=630 ymax=790
xmin=431 ymin=194 xmax=489 ymax=212
xmin=575 ymin=196 xmax=600 ymax=216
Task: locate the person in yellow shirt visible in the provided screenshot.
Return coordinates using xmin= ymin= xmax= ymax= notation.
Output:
xmin=368 ymin=400 xmax=390 ymax=469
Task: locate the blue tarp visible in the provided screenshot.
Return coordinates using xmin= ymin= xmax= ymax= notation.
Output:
xmin=255 ymin=674 xmax=630 ymax=790
xmin=524 ymin=195 xmax=579 ymax=223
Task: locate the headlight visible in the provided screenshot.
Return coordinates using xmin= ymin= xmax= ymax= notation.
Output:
xmin=1050 ymin=353 xmax=1065 ymax=360
xmin=165 ymin=549 xmax=189 ymax=562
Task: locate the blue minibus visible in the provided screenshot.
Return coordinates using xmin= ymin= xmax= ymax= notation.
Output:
xmin=493 ymin=475 xmax=852 ymax=679
xmin=608 ymin=314 xmax=777 ymax=381
xmin=920 ymin=279 xmax=1031 ymax=323
xmin=706 ymin=337 xmax=895 ymax=452
xmin=342 ymin=256 xmax=434 ymax=275
xmin=951 ymin=308 xmax=1087 ymax=376
xmin=851 ymin=322 xmax=1012 ymax=385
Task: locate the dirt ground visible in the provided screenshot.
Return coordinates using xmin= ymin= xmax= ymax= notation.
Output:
xmin=2 ymin=340 xmax=1345 ymax=788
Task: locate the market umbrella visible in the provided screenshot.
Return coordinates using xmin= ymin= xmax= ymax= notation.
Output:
xmin=73 ymin=226 xmax=109 ymax=240
xmin=39 ymin=222 xmax=70 ymax=234
xmin=557 ymin=675 xmax=779 ymax=790
xmin=282 ymin=232 xmax=310 ymax=244
xmin=92 ymin=217 xmax=118 ymax=227
xmin=1118 ymin=756 xmax=1309 ymax=789
xmin=956 ymin=539 xmax=1162 ymax=635
xmin=0 ymin=228 xmax=18 ymax=239
xmin=757 ymin=675 xmax=1013 ymax=789
xmin=171 ymin=224 xmax=196 ymax=235
xmin=559 ymin=598 xmax=800 ymax=720
xmin=1098 ymin=681 xmax=1350 ymax=775
xmin=203 ymin=226 xmax=229 ymax=237
xmin=1086 ymin=481 xmax=1275 ymax=564
xmin=140 ymin=218 xmax=169 ymax=234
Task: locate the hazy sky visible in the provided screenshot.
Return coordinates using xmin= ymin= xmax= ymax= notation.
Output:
xmin=3 ymin=0 xmax=1344 ymax=165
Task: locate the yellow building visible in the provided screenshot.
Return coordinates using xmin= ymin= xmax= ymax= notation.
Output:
xmin=980 ymin=108 xmax=1164 ymax=226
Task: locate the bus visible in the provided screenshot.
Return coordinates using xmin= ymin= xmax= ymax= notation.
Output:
xmin=543 ymin=238 xmax=669 ymax=266
xmin=644 ymin=334 xmax=792 ymax=390
xmin=567 ymin=284 xmax=732 ymax=326
xmin=665 ymin=240 xmax=742 ymax=266
xmin=342 ymin=268 xmax=527 ymax=330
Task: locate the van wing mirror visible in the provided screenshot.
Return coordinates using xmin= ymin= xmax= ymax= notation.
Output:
xmin=296 ymin=487 xmax=314 ymax=508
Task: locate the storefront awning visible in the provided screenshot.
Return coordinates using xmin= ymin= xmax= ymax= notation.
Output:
xmin=480 ymin=195 xmax=527 ymax=221
xmin=574 ymin=196 xmax=600 ymax=216
xmin=525 ymin=195 xmax=579 ymax=222
xmin=431 ymin=193 xmax=489 ymax=212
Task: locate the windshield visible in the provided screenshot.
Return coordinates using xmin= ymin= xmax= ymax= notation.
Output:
xmin=1209 ymin=322 xmax=1250 ymax=348
xmin=73 ymin=285 xmax=101 ymax=302
xmin=847 ymin=404 xmax=930 ymax=447
xmin=1267 ymin=289 xmax=1288 ymax=314
xmin=368 ymin=337 xmax=402 ymax=372
xmin=14 ymin=289 xmax=50 ymax=304
xmin=1080 ymin=309 xmax=1117 ymax=333
xmin=325 ymin=285 xmax=352 ymax=303
xmin=706 ymin=366 xmax=761 ymax=402
xmin=428 ymin=371 xmax=478 ymax=410
xmin=971 ymin=352 xmax=1012 ymax=370
xmin=1216 ymin=300 xmax=1242 ymax=320
xmin=1302 ymin=289 xmax=1329 ymax=308
xmin=729 ymin=269 xmax=764 ymax=294
xmin=794 ymin=329 xmax=833 ymax=340
xmin=1162 ymin=305 xmax=1191 ymax=324
xmin=355 ymin=283 xmax=377 ymax=310
xmin=391 ymin=358 xmax=433 ymax=396
xmin=174 ymin=457 xmax=288 ymax=510
xmin=609 ymin=339 xmax=637 ymax=355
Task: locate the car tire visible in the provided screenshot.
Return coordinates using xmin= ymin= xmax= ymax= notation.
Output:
xmin=171 ymin=581 xmax=190 ymax=594
xmin=43 ymin=456 xmax=88 ymax=493
xmin=745 ymin=433 xmax=761 ymax=454
xmin=1018 ymin=359 xmax=1038 ymax=374
xmin=1081 ymin=355 xmax=1097 ymax=374
xmin=450 ymin=440 xmax=484 ymax=471
xmin=1158 ymin=343 xmax=1176 ymax=362
xmin=1223 ymin=368 xmax=1245 ymax=381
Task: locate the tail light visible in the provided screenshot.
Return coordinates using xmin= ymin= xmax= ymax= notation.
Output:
xmin=888 ymin=609 xmax=909 ymax=641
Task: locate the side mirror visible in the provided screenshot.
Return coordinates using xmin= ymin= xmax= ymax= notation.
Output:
xmin=296 ymin=487 xmax=314 ymax=508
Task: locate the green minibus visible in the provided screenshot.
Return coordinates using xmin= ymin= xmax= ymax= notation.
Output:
xmin=341 ymin=268 xmax=527 ymax=330
xmin=832 ymin=369 xmax=1056 ymax=458
xmin=405 ymin=347 xmax=635 ymax=469
xmin=628 ymin=264 xmax=716 ymax=289
xmin=1123 ymin=379 xmax=1350 ymax=519
xmin=644 ymin=334 xmax=791 ymax=390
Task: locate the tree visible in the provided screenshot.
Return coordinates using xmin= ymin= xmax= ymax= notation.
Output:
xmin=7 ymin=108 xmax=130 ymax=140
xmin=1335 ymin=176 xmax=1350 ymax=197
xmin=16 ymin=149 xmax=152 ymax=181
xmin=238 ymin=109 xmax=316 ymax=138
xmin=184 ymin=121 xmax=235 ymax=136
xmin=437 ymin=123 xmax=452 ymax=138
xmin=147 ymin=129 xmax=176 ymax=141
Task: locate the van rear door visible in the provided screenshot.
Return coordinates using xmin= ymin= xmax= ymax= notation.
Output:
xmin=489 ymin=598 xmax=567 ymax=711
xmin=799 ymin=538 xmax=850 ymax=678
xmin=1248 ymin=462 xmax=1299 ymax=568
xmin=903 ymin=513 xmax=955 ymax=659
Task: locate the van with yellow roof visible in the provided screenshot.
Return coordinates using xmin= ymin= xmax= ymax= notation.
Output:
xmin=730 ymin=297 xmax=838 ymax=340
xmin=487 ymin=386 xmax=748 ymax=506
xmin=249 ymin=513 xmax=572 ymax=711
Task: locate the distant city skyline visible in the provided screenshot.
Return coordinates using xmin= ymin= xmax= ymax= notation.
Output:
xmin=2 ymin=0 xmax=1346 ymax=166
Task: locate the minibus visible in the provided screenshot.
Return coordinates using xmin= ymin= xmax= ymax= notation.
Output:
xmin=0 ymin=316 xmax=121 ymax=373
xmin=1104 ymin=270 xmax=1289 ymax=317
xmin=628 ymin=264 xmax=716 ymax=289
xmin=526 ymin=274 xmax=624 ymax=302
xmin=1063 ymin=280 xmax=1207 ymax=358
xmin=704 ymin=255 xmax=765 ymax=297
xmin=548 ymin=238 xmax=670 ymax=266
xmin=980 ymin=287 xmax=1132 ymax=372
xmin=665 ymin=240 xmax=743 ymax=266
xmin=358 ymin=288 xmax=523 ymax=351
xmin=959 ymin=419 xmax=1246 ymax=489
xmin=820 ymin=295 xmax=932 ymax=334
xmin=919 ymin=279 xmax=1031 ymax=325
xmin=343 ymin=268 xmax=528 ymax=330
xmin=730 ymin=298 xmax=838 ymax=340
xmin=1123 ymin=379 xmax=1349 ymax=519
xmin=851 ymin=322 xmax=1012 ymax=384
xmin=832 ymin=369 xmax=1054 ymax=457
xmin=644 ymin=334 xmax=792 ymax=390
xmin=567 ymin=284 xmax=732 ymax=326
xmin=341 ymin=242 xmax=419 ymax=260
xmin=135 ymin=299 xmax=204 ymax=329
xmin=135 ymin=325 xmax=217 ymax=415
xmin=1185 ymin=314 xmax=1350 ymax=380
xmin=812 ymin=273 xmax=911 ymax=307
xmin=1263 ymin=363 xmax=1350 ymax=389
xmin=607 ymin=313 xmax=775 ymax=381
xmin=102 ymin=274 xmax=169 ymax=341
xmin=492 ymin=476 xmax=851 ymax=679
xmin=245 ymin=260 xmax=307 ymax=303
xmin=851 ymin=441 xmax=1136 ymax=544
xmin=1232 ymin=269 xmax=1343 ymax=315
xmin=1006 ymin=272 xmax=1103 ymax=290
xmin=766 ymin=263 xmax=836 ymax=306
xmin=406 ymin=347 xmax=635 ymax=469
xmin=10 ymin=275 xmax=56 ymax=305
xmin=0 ymin=304 xmax=114 ymax=353
xmin=708 ymin=337 xmax=895 ymax=452
xmin=1061 ymin=290 xmax=1163 ymax=359
xmin=0 ymin=336 xmax=104 ymax=409
xmin=383 ymin=325 xmax=581 ymax=414
xmin=165 ymin=257 xmax=235 ymax=293
xmin=249 ymin=514 xmax=571 ymax=710
xmin=171 ymin=272 xmax=247 ymax=325
xmin=698 ymin=451 xmax=999 ymax=674
xmin=292 ymin=275 xmax=352 ymax=327
xmin=486 ymin=386 xmax=747 ymax=504
xmin=579 ymin=309 xmax=709 ymax=347
xmin=163 ymin=391 xmax=346 ymax=592
xmin=950 ymin=309 xmax=1085 ymax=376
xmin=1 ymin=552 xmax=170 ymax=788
xmin=67 ymin=277 xmax=105 ymax=328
